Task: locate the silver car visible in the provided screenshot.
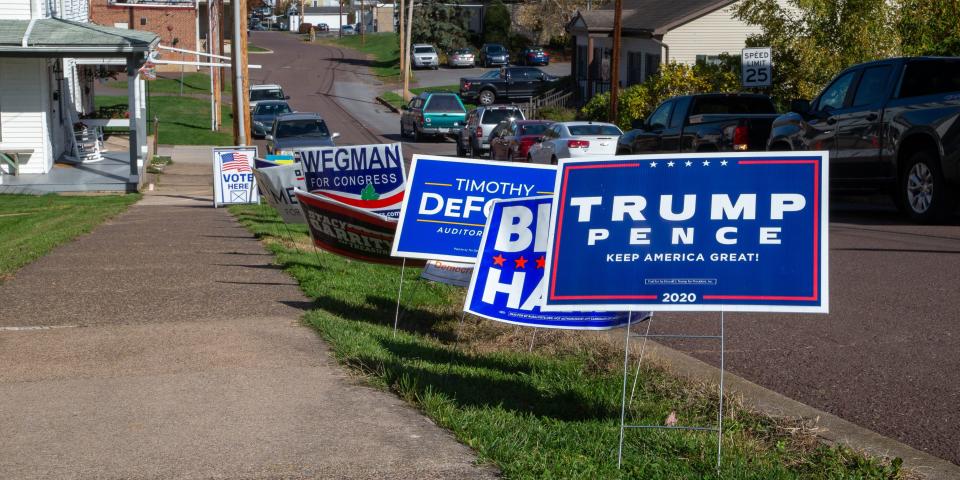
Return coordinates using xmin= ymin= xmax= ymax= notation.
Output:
xmin=411 ymin=44 xmax=439 ymax=70
xmin=456 ymin=105 xmax=525 ymax=158
xmin=447 ymin=48 xmax=475 ymax=68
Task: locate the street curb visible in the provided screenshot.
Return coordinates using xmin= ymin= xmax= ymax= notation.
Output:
xmin=375 ymin=96 xmax=400 ymax=114
xmin=637 ymin=339 xmax=960 ymax=479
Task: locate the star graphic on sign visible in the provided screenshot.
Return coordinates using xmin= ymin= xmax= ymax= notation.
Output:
xmin=535 ymin=256 xmax=546 ymax=269
xmin=492 ymin=254 xmax=506 ymax=266
xmin=649 ymin=161 xmax=658 ymax=168
xmin=667 ymin=161 xmax=675 ymax=167
xmin=702 ymin=160 xmax=711 ymax=166
xmin=720 ymin=160 xmax=729 ymax=166
xmin=684 ymin=160 xmax=693 ymax=167
xmin=514 ymin=256 xmax=528 ymax=269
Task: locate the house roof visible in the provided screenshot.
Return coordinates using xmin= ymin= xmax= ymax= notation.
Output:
xmin=0 ymin=19 xmax=159 ymax=57
xmin=568 ymin=0 xmax=737 ymax=36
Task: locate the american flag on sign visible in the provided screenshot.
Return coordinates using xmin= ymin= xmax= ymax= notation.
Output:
xmin=221 ymin=151 xmax=253 ymax=173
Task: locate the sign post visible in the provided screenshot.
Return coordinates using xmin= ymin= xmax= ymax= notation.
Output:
xmin=741 ymin=47 xmax=772 ymax=88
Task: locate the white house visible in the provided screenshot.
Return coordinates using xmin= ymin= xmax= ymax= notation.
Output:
xmin=567 ymin=0 xmax=772 ymax=98
xmin=302 ymin=5 xmax=349 ymax=30
xmin=0 ymin=0 xmax=157 ymax=191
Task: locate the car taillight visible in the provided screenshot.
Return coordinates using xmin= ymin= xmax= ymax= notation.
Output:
xmin=567 ymin=140 xmax=590 ymax=148
xmin=733 ymin=125 xmax=749 ymax=151
xmin=463 ymin=81 xmax=471 ymax=89
xmin=476 ymin=126 xmax=484 ymax=138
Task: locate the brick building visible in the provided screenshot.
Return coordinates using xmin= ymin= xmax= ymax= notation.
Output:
xmin=89 ymin=0 xmax=201 ymax=71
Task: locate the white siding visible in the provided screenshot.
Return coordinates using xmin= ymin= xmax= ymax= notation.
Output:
xmin=0 ymin=0 xmax=33 ymax=19
xmin=662 ymin=2 xmax=761 ymax=65
xmin=303 ymin=13 xmax=347 ymax=29
xmin=51 ymin=0 xmax=87 ymax=22
xmin=0 ymin=59 xmax=52 ymax=173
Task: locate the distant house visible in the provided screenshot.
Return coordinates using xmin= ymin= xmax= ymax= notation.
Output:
xmin=0 ymin=0 xmax=157 ymax=191
xmin=567 ymin=0 xmax=770 ymax=98
xmin=89 ymin=0 xmax=205 ymax=71
xmin=302 ymin=6 xmax=348 ymax=30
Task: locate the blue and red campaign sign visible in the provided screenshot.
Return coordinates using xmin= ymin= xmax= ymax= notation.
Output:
xmin=465 ymin=196 xmax=632 ymax=329
xmin=297 ymin=143 xmax=406 ymax=218
xmin=542 ymin=152 xmax=829 ymax=313
xmin=392 ymin=156 xmax=557 ymax=263
xmin=213 ymin=147 xmax=258 ymax=207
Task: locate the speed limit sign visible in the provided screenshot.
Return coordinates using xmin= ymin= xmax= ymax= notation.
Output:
xmin=741 ymin=47 xmax=772 ymax=87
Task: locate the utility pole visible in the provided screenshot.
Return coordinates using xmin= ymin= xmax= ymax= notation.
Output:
xmin=402 ymin=0 xmax=413 ymax=101
xmin=231 ymin=0 xmax=251 ymax=145
xmin=609 ymin=0 xmax=622 ymax=123
xmin=398 ymin=0 xmax=405 ymax=86
xmin=360 ymin=0 xmax=365 ymax=46
xmin=339 ymin=0 xmax=343 ymax=37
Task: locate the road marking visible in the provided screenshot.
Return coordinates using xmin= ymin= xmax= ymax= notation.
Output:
xmin=0 ymin=325 xmax=79 ymax=332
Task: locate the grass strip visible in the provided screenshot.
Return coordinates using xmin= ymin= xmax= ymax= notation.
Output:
xmin=229 ymin=203 xmax=909 ymax=480
xmin=0 ymin=194 xmax=140 ymax=281
xmin=96 ymin=95 xmax=234 ymax=146
xmin=109 ymin=73 xmax=232 ymax=95
xmin=316 ymin=32 xmax=400 ymax=79
xmin=248 ymin=43 xmax=270 ymax=53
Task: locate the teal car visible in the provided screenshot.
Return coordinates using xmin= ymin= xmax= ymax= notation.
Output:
xmin=400 ymin=92 xmax=466 ymax=142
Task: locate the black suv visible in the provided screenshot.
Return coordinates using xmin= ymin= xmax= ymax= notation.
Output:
xmin=479 ymin=44 xmax=509 ymax=68
xmin=768 ymin=57 xmax=960 ymax=222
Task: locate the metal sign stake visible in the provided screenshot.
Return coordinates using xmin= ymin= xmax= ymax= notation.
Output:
xmin=392 ymin=259 xmax=407 ymax=337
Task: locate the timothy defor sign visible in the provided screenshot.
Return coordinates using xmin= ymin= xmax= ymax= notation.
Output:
xmin=465 ymin=196 xmax=632 ymax=329
xmin=297 ymin=143 xmax=405 ymax=218
xmin=392 ymin=156 xmax=557 ymax=263
xmin=542 ymin=152 xmax=829 ymax=313
xmin=213 ymin=147 xmax=258 ymax=207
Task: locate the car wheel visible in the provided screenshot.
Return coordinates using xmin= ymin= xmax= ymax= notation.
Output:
xmin=478 ymin=90 xmax=495 ymax=106
xmin=551 ymin=155 xmax=558 ymax=165
xmin=432 ymin=65 xmax=438 ymax=70
xmin=527 ymin=154 xmax=534 ymax=163
xmin=414 ymin=126 xmax=423 ymax=142
xmin=900 ymin=150 xmax=956 ymax=223
xmin=506 ymin=151 xmax=513 ymax=162
xmin=456 ymin=140 xmax=466 ymax=157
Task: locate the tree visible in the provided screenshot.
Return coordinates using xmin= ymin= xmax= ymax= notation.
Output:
xmin=513 ymin=0 xmax=593 ymax=45
xmin=411 ymin=0 xmax=470 ymax=53
xmin=483 ymin=0 xmax=511 ymax=45
xmin=734 ymin=0 xmax=900 ymax=104
xmin=899 ymin=0 xmax=960 ymax=56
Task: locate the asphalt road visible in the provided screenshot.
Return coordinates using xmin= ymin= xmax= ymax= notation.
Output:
xmin=247 ymin=31 xmax=960 ymax=466
xmin=411 ymin=61 xmax=570 ymax=88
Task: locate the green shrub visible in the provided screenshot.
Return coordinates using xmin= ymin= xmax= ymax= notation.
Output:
xmin=484 ymin=0 xmax=511 ymax=45
xmin=538 ymin=106 xmax=576 ymax=122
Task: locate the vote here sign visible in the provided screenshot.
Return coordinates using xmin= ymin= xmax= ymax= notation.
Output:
xmin=542 ymin=152 xmax=829 ymax=313
xmin=391 ymin=156 xmax=557 ymax=263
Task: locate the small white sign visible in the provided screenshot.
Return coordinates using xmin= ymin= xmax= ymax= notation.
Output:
xmin=741 ymin=47 xmax=772 ymax=87
xmin=212 ymin=146 xmax=258 ymax=207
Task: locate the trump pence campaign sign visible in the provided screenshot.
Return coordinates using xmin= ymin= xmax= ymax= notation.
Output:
xmin=392 ymin=156 xmax=557 ymax=263
xmin=542 ymin=152 xmax=829 ymax=313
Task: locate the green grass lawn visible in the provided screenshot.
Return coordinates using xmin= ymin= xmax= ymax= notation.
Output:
xmin=0 ymin=194 xmax=140 ymax=281
xmin=96 ymin=95 xmax=234 ymax=146
xmin=248 ymin=43 xmax=270 ymax=53
xmin=109 ymin=72 xmax=232 ymax=95
xmin=229 ymin=203 xmax=908 ymax=480
xmin=318 ymin=32 xmax=400 ymax=79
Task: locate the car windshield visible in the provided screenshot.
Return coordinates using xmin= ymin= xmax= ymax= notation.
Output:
xmin=255 ymin=103 xmax=291 ymax=116
xmin=487 ymin=45 xmax=506 ymax=54
xmin=690 ymin=97 xmax=776 ymax=115
xmin=251 ymin=88 xmax=284 ymax=101
xmin=424 ymin=95 xmax=464 ymax=113
xmin=453 ymin=49 xmax=472 ymax=55
xmin=276 ymin=119 xmax=330 ymax=138
xmin=568 ymin=124 xmax=622 ymax=136
xmin=482 ymin=109 xmax=520 ymax=124
xmin=520 ymin=123 xmax=549 ymax=135
xmin=414 ymin=46 xmax=435 ymax=54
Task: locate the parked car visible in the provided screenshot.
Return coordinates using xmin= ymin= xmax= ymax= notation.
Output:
xmin=459 ymin=67 xmax=558 ymax=105
xmin=340 ymin=25 xmax=356 ymax=35
xmin=411 ymin=44 xmax=440 ymax=70
xmin=527 ymin=122 xmax=622 ymax=164
xmin=316 ymin=23 xmax=330 ymax=32
xmin=254 ymin=5 xmax=272 ymax=16
xmin=518 ymin=47 xmax=550 ymax=66
xmin=768 ymin=56 xmax=960 ymax=222
xmin=447 ymin=48 xmax=476 ymax=68
xmin=249 ymin=84 xmax=288 ymax=109
xmin=617 ymin=93 xmax=778 ymax=155
xmin=266 ymin=112 xmax=339 ymax=155
xmin=251 ymin=100 xmax=293 ymax=138
xmin=489 ymin=120 xmax=554 ymax=161
xmin=456 ymin=105 xmax=526 ymax=157
xmin=479 ymin=44 xmax=509 ymax=67
xmin=400 ymin=92 xmax=467 ymax=142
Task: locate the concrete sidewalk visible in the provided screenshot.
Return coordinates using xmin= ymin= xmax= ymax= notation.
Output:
xmin=0 ymin=146 xmax=496 ymax=479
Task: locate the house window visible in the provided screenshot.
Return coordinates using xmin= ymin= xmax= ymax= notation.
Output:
xmin=627 ymin=52 xmax=643 ymax=85
xmin=696 ymin=55 xmax=723 ymax=66
xmin=645 ymin=53 xmax=661 ymax=78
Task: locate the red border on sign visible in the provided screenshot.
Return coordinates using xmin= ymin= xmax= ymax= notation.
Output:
xmin=548 ymin=158 xmax=821 ymax=303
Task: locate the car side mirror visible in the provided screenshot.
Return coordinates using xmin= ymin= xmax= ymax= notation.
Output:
xmin=539 ymin=73 xmax=546 ymax=80
xmin=631 ymin=118 xmax=646 ymax=130
xmin=790 ymin=99 xmax=811 ymax=114
xmin=265 ymin=134 xmax=273 ymax=141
